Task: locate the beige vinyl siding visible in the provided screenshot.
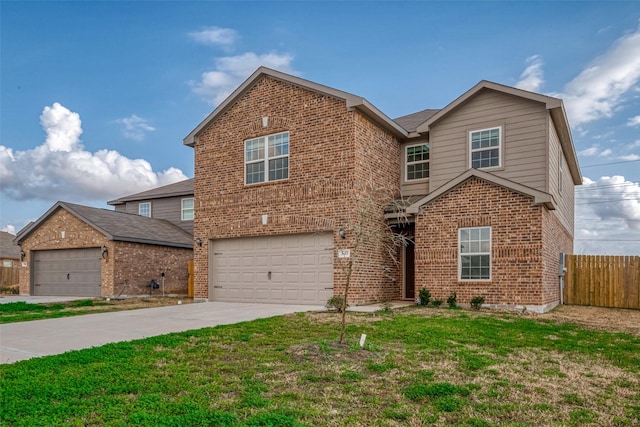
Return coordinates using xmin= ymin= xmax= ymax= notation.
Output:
xmin=548 ymin=118 xmax=575 ymax=236
xmin=124 ymin=197 xmax=194 ymax=234
xmin=400 ymin=140 xmax=430 ymax=196
xmin=429 ymin=90 xmax=548 ymax=192
xmin=113 ymin=204 xmax=126 ymax=213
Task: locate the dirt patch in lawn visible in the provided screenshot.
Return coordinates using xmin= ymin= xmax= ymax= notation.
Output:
xmin=539 ymin=304 xmax=640 ymax=336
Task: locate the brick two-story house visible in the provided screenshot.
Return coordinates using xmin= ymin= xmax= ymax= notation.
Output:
xmin=185 ymin=67 xmax=581 ymax=312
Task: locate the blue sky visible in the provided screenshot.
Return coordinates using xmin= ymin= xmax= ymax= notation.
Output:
xmin=1 ymin=1 xmax=640 ymax=254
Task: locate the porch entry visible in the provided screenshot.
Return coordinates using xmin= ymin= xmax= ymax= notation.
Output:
xmin=404 ymin=236 xmax=415 ymax=300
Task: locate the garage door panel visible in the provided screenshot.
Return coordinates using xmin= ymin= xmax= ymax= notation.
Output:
xmin=33 ymin=248 xmax=101 ymax=297
xmin=211 ymin=233 xmax=333 ymax=305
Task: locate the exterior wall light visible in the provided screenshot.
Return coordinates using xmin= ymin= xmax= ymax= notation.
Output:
xmin=101 ymin=245 xmax=109 ymax=259
xmin=339 ymin=227 xmax=346 ymax=239
xmin=20 ymin=251 xmax=26 ymax=261
xmin=195 ymin=237 xmax=203 ymax=247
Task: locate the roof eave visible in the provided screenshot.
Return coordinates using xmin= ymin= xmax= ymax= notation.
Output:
xmin=107 ymin=190 xmax=194 ymax=205
xmin=347 ymin=98 xmax=408 ymax=138
xmin=111 ymin=236 xmax=193 ymax=249
xmin=549 ymin=106 xmax=582 ymax=185
xmin=406 ymin=169 xmax=557 ymax=214
xmin=14 ymin=202 xmax=113 ymax=245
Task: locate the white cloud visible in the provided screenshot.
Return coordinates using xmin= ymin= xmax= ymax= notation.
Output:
xmin=575 ymin=175 xmax=640 ymax=255
xmin=553 ymin=24 xmax=640 ymax=127
xmin=0 ymin=103 xmax=187 ymax=203
xmin=515 ymin=55 xmax=544 ymax=92
xmin=189 ymin=27 xmax=238 ymax=47
xmin=600 ymin=148 xmax=612 ymax=157
xmin=1 ymin=225 xmax=16 ymax=234
xmin=579 ymin=145 xmax=600 ymax=157
xmin=116 ymin=114 xmax=156 ymax=141
xmin=192 ymin=52 xmax=297 ymax=105
xmin=619 ymin=153 xmax=640 ymax=161
xmin=628 ymin=115 xmax=640 ymax=126
xmin=41 ymin=102 xmax=82 ymax=152
xmin=577 ymin=175 xmax=640 ymax=229
xmin=628 ymin=140 xmax=640 ymax=149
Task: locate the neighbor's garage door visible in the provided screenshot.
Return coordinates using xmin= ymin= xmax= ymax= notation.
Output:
xmin=32 ymin=248 xmax=101 ymax=297
xmin=211 ymin=233 xmax=333 ymax=304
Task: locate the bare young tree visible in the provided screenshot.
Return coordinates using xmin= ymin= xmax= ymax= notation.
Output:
xmin=333 ymin=176 xmax=411 ymax=344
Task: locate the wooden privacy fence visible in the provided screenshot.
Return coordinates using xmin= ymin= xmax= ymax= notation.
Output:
xmin=1 ymin=265 xmax=20 ymax=288
xmin=564 ymin=255 xmax=640 ymax=309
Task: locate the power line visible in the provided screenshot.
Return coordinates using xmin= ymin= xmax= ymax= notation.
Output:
xmin=575 ymin=182 xmax=638 ymax=190
xmin=575 ymin=199 xmax=640 ymax=205
xmin=581 ymin=159 xmax=640 ymax=168
xmin=575 ymin=238 xmax=640 ymax=242
xmin=576 ymin=218 xmax=640 ymax=222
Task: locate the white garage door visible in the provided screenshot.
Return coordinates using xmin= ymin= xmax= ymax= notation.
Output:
xmin=32 ymin=248 xmax=102 ymax=297
xmin=210 ymin=233 xmax=334 ymax=304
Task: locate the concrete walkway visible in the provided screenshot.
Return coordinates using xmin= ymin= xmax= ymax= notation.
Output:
xmin=0 ymin=302 xmax=325 ymax=364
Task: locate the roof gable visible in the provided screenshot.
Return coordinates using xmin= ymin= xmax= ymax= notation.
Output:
xmin=15 ymin=202 xmax=193 ymax=248
xmin=0 ymin=231 xmax=21 ymax=259
xmin=406 ymin=169 xmax=556 ymax=214
xmin=183 ymin=67 xmax=407 ymax=146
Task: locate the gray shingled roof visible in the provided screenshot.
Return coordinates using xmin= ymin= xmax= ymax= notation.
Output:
xmin=394 ymin=109 xmax=441 ymax=133
xmin=107 ymin=178 xmax=194 ymax=205
xmin=15 ymin=202 xmax=193 ymax=249
xmin=0 ymin=231 xmax=21 ymax=259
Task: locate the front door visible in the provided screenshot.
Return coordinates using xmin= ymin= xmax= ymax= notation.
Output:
xmin=404 ymin=239 xmax=415 ymax=300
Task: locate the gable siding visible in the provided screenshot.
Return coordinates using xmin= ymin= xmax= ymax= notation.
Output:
xmin=429 ymin=90 xmax=548 ymax=193
xmin=123 ymin=198 xmax=193 ymax=234
xmin=548 ymin=117 xmax=575 ymax=237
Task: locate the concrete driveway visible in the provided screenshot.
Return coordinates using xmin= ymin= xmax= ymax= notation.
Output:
xmin=0 ymin=301 xmax=325 ymax=364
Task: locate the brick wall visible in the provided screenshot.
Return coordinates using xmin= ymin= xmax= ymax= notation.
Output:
xmin=112 ymin=241 xmax=191 ymax=296
xmin=541 ymin=209 xmax=573 ymax=306
xmin=17 ymin=209 xmax=109 ymax=295
xmin=415 ymin=177 xmax=552 ymax=309
xmin=193 ymin=75 xmax=401 ymax=303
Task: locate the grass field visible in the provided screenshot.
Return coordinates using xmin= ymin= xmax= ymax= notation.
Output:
xmin=0 ymin=297 xmax=190 ymax=324
xmin=1 ymin=307 xmax=639 ymax=426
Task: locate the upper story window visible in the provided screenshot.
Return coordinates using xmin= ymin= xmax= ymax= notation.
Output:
xmin=245 ymin=131 xmax=289 ymax=185
xmin=138 ymin=202 xmax=151 ymax=217
xmin=181 ymin=198 xmax=194 ymax=221
xmin=406 ymin=143 xmax=430 ymax=181
xmin=459 ymin=226 xmax=491 ymax=281
xmin=470 ymin=127 xmax=501 ymax=169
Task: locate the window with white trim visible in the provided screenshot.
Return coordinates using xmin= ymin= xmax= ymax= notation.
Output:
xmin=459 ymin=227 xmax=491 ymax=281
xmin=245 ymin=131 xmax=289 ymax=185
xmin=181 ymin=198 xmax=194 ymax=221
xmin=406 ymin=143 xmax=430 ymax=181
xmin=139 ymin=202 xmax=151 ymax=217
xmin=470 ymin=127 xmax=501 ymax=169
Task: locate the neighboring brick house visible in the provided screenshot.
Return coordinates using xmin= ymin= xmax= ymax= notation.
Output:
xmin=185 ymin=67 xmax=580 ymax=312
xmin=14 ymin=202 xmax=192 ymax=297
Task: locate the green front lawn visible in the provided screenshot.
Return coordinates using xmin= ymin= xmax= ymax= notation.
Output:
xmin=1 ymin=308 xmax=639 ymax=426
xmin=0 ymin=298 xmax=189 ymax=324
